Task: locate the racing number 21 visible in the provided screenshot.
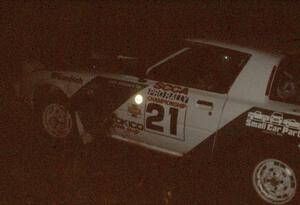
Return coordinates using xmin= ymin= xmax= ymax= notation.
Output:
xmin=146 ymin=103 xmax=178 ymax=135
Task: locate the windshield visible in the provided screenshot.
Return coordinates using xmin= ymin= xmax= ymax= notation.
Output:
xmin=87 ymin=40 xmax=185 ymax=76
xmin=147 ymin=43 xmax=251 ymax=93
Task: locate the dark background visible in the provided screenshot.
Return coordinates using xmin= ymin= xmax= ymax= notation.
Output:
xmin=2 ymin=1 xmax=300 ymax=74
xmin=2 ymin=1 xmax=300 ymax=204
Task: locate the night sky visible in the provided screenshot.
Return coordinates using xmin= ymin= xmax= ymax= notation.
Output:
xmin=2 ymin=1 xmax=300 ymax=72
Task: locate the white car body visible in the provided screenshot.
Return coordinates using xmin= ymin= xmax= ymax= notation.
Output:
xmin=21 ymin=39 xmax=285 ymax=156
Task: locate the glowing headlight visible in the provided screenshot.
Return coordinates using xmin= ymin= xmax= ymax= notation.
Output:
xmin=134 ymin=94 xmax=143 ymax=104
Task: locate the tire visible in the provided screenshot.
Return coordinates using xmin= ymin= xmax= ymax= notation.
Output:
xmin=34 ymin=90 xmax=79 ymax=152
xmin=216 ymin=143 xmax=300 ymax=205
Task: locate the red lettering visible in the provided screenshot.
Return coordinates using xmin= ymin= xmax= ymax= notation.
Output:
xmin=180 ymin=87 xmax=188 ymax=95
xmin=153 ymin=82 xmax=188 ymax=94
xmin=154 ymin=82 xmax=164 ymax=89
xmin=164 ymin=85 xmax=172 ymax=91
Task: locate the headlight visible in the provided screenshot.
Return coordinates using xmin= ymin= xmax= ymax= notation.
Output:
xmin=134 ymin=94 xmax=143 ymax=104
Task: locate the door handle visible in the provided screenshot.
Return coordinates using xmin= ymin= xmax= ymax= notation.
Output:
xmin=196 ymin=100 xmax=214 ymax=109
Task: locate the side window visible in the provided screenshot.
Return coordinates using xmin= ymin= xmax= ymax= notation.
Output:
xmin=270 ymin=56 xmax=300 ymax=105
xmin=147 ymin=45 xmax=250 ymax=93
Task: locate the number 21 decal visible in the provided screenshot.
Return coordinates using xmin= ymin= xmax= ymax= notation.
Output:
xmin=146 ymin=103 xmax=164 ymax=132
xmin=145 ymin=103 xmax=185 ymax=140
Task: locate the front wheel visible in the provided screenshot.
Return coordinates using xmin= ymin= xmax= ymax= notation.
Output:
xmin=41 ymin=103 xmax=73 ymax=139
xmin=34 ymin=91 xmax=79 ymax=151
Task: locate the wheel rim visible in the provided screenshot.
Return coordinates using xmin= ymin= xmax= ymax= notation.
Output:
xmin=42 ymin=103 xmax=73 ymax=139
xmin=253 ymin=159 xmax=297 ymax=204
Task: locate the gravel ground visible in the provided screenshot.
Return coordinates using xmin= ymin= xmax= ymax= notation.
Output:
xmin=1 ymin=103 xmax=214 ymax=205
xmin=0 ymin=103 xmax=177 ymax=205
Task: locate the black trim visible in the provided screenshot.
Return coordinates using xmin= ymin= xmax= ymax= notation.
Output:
xmin=265 ymin=65 xmax=278 ymax=96
xmin=181 ymin=106 xmax=300 ymax=168
xmin=71 ymin=76 xmax=147 ymax=133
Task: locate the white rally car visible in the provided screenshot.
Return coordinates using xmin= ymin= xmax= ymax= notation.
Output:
xmin=21 ymin=39 xmax=300 ymax=204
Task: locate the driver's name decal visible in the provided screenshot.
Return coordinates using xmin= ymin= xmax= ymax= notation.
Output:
xmin=246 ymin=111 xmax=300 ymax=137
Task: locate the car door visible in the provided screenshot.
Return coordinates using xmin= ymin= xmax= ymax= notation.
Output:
xmin=137 ymin=44 xmax=250 ymax=155
xmin=265 ymin=55 xmax=300 ymax=149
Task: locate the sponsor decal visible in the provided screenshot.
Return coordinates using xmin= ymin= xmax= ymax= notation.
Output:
xmin=51 ymin=72 xmax=83 ymax=84
xmin=128 ymin=104 xmax=142 ymax=117
xmin=147 ymin=96 xmax=186 ymax=109
xmin=246 ymin=111 xmax=300 ymax=137
xmin=154 ymin=82 xmax=188 ymax=95
xmin=147 ymin=82 xmax=189 ymax=108
xmin=144 ymin=103 xmax=186 ymax=140
xmin=112 ymin=115 xmax=144 ymax=134
xmin=144 ymin=82 xmax=188 ymax=140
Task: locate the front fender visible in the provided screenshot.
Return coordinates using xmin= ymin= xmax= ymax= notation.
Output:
xmin=31 ymin=70 xmax=99 ymax=98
